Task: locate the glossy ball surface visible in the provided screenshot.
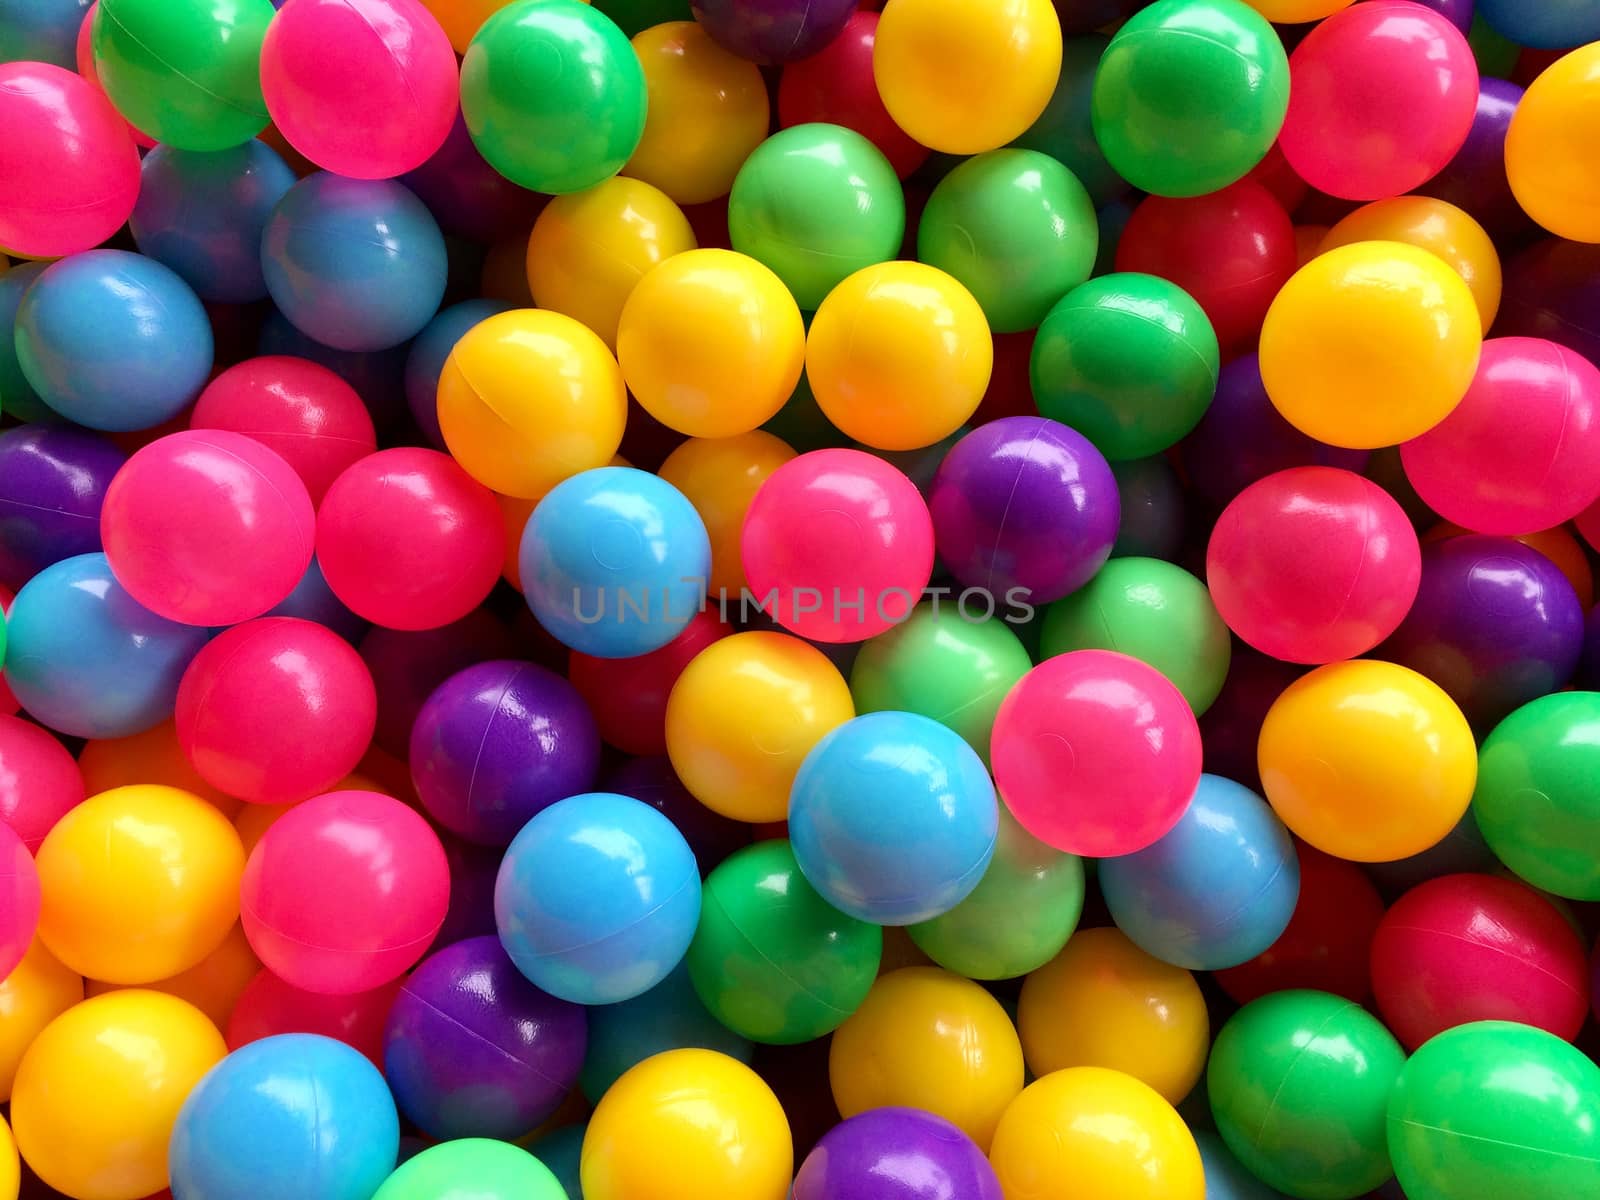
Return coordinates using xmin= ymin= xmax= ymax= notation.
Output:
xmin=0 ymin=424 xmax=124 ymax=592
xmin=1506 ymin=43 xmax=1600 ymax=243
xmin=792 ymin=1107 xmax=1002 ymax=1200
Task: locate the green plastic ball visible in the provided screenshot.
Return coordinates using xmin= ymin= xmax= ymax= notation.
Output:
xmin=908 ymin=807 xmax=1084 ymax=980
xmin=1474 ymin=691 xmax=1600 ymax=900
xmin=686 ymin=839 xmax=882 ymax=1045
xmin=728 ymin=124 xmax=905 ymax=312
xmin=92 ymin=0 xmax=273 ymax=151
xmin=849 ymin=603 xmax=1032 ymax=764
xmin=1012 ymin=35 xmax=1130 ymax=208
xmin=1039 ymin=556 xmax=1230 ymax=716
xmin=1388 ymin=1021 xmax=1600 ymax=1200
xmin=1090 ymin=0 xmax=1289 ymax=198
xmin=1208 ymin=990 xmax=1405 ymax=1200
xmin=917 ymin=149 xmax=1098 ymax=334
xmin=461 ymin=0 xmax=647 ymax=195
xmin=372 ymin=1139 xmax=567 ymax=1200
xmin=1030 ymin=273 xmax=1219 ymax=461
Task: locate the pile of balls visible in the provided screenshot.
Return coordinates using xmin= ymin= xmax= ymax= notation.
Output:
xmin=3 ymin=0 xmax=1600 ymax=1195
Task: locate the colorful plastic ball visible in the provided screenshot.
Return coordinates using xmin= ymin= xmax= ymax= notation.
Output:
xmin=991 ymin=649 xmax=1203 ymax=858
xmin=79 ymin=718 xmax=241 ymax=821
xmin=359 ymin=612 xmax=516 ymax=757
xmin=403 ymin=300 xmax=510 ymax=446
xmin=14 ymin=249 xmax=214 ymax=432
xmin=0 ymin=823 xmax=37 ymax=983
xmin=227 ymin=969 xmax=400 ymax=1065
xmin=262 ymin=173 xmax=447 ymax=353
xmin=657 ymin=433 xmax=796 ymax=599
xmin=689 ymin=0 xmax=853 ymax=64
xmin=1236 ymin=0 xmax=1351 ymax=22
xmin=84 ymin=920 xmax=260 ymax=1030
xmin=1012 ymin=34 xmax=1125 ymax=207
xmin=990 ymin=1066 xmax=1204 ymax=1200
xmin=0 ymin=425 xmax=124 ymax=592
xmin=616 ymin=251 xmax=804 ymax=440
xmin=581 ymin=1048 xmax=791 ymax=1200
xmin=1209 ymin=991 xmax=1405 ymax=1200
xmin=793 ymin=1107 xmax=1002 ymax=1200
xmin=806 ymin=262 xmax=991 ymax=451
xmin=401 ymin=109 xmax=546 ymax=242
xmin=0 ymin=0 xmax=91 ymax=67
xmin=1387 ymin=1021 xmax=1600 ymax=1200
xmin=2 ymin=553 xmax=210 ymax=739
xmin=603 ymin=757 xmax=749 ymax=875
xmin=0 ymin=937 xmax=82 ymax=1100
xmin=461 ymin=0 xmax=646 ymax=194
xmin=1421 ymin=78 xmax=1526 ymax=237
xmin=377 ymin=1138 xmax=567 ymax=1200
xmin=568 ymin=612 xmax=724 ymax=759
xmin=1018 ymin=927 xmax=1206 ymax=1104
xmin=10 ymin=990 xmax=225 ymax=1200
xmin=1193 ymin=1130 xmax=1292 ymax=1200
xmin=254 ymin=309 xmax=412 ymax=428
xmin=0 ymin=716 xmax=83 ymax=854
xmin=1091 ymin=0 xmax=1289 ymax=199
xmin=418 ymin=0 xmax=531 ymax=52
xmin=1259 ymin=660 xmax=1477 ymax=863
xmin=1030 ymin=273 xmax=1219 ymax=461
xmin=494 ymin=791 xmax=701 ymax=1005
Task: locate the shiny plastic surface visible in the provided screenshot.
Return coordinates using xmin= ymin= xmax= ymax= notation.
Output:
xmin=573 ymin=611 xmax=729 ymax=757
xmin=690 ymin=0 xmax=852 ymax=63
xmin=0 ymin=824 xmax=37 ymax=982
xmin=78 ymin=719 xmax=238 ymax=819
xmin=0 ymin=938 xmax=81 ymax=1100
xmin=793 ymin=1107 xmax=1002 ymax=1200
xmin=86 ymin=922 xmax=260 ymax=1030
xmin=1507 ymin=44 xmax=1600 ymax=243
xmin=0 ymin=715 xmax=82 ymax=852
xmin=376 ymin=1138 xmax=567 ymax=1200
xmin=1421 ymin=78 xmax=1526 ymax=237
xmin=0 ymin=425 xmax=123 ymax=593
xmin=658 ymin=432 xmax=794 ymax=598
xmin=227 ymin=969 xmax=400 ymax=1066
xmin=402 ymin=110 xmax=546 ymax=242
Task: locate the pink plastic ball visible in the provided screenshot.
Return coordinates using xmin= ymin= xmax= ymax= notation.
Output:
xmin=74 ymin=2 xmax=156 ymax=150
xmin=0 ymin=714 xmax=85 ymax=853
xmin=1400 ymin=338 xmax=1600 ymax=536
xmin=261 ymin=0 xmax=458 ymax=180
xmin=100 ymin=430 xmax=316 ymax=627
xmin=240 ymin=789 xmax=450 ymax=995
xmin=175 ymin=617 xmax=378 ymax=805
xmin=990 ymin=649 xmax=1203 ymax=857
xmin=0 ymin=819 xmax=41 ymax=980
xmin=316 ymin=449 xmax=503 ymax=632
xmin=1279 ymin=1 xmax=1478 ymax=201
xmin=740 ymin=448 xmax=935 ymax=643
xmin=0 ymin=60 xmax=140 ymax=259
xmin=1207 ymin=466 xmax=1422 ymax=665
xmin=190 ymin=357 xmax=378 ymax=506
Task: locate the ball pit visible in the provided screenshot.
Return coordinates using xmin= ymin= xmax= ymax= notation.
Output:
xmin=377 ymin=1138 xmax=568 ymax=1200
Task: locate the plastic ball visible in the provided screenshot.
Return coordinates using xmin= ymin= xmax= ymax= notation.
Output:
xmin=1092 ymin=0 xmax=1289 ymax=199
xmin=657 ymin=432 xmax=796 ymax=599
xmin=318 ymin=449 xmax=504 ymax=631
xmin=10 ymin=991 xmax=225 ymax=1200
xmin=171 ymin=1033 xmax=398 ymax=1200
xmin=14 ymin=249 xmax=214 ymax=432
xmin=376 ymin=1138 xmax=568 ymax=1200
xmin=829 ymin=966 xmax=1023 ymax=1150
xmin=1387 ymin=1021 xmax=1600 ymax=1200
xmin=0 ymin=425 xmax=124 ymax=592
xmin=130 ymin=141 xmax=296 ymax=303
xmin=78 ymin=719 xmax=240 ymax=820
xmin=990 ymin=649 xmax=1203 ymax=858
xmin=0 ymin=0 xmax=91 ymax=67
xmin=460 ymin=0 xmax=646 ymax=195
xmin=1507 ymin=45 xmax=1600 ymax=243
xmin=1478 ymin=0 xmax=1600 ymax=47
xmin=1258 ymin=660 xmax=1477 ymax=863
xmin=581 ymin=1048 xmax=792 ymax=1200
xmin=0 ymin=938 xmax=82 ymax=1100
xmin=1012 ymin=33 xmax=1125 ymax=207
xmin=806 ymin=262 xmax=991 ymax=451
xmin=359 ymin=612 xmax=516 ymax=757
xmin=617 ymin=249 xmax=805 ymax=438
xmin=262 ymin=173 xmax=447 ymax=353
xmin=0 ymin=715 xmax=83 ymax=853
xmin=3 ymin=553 xmax=210 ymax=739
xmin=1420 ymin=78 xmax=1526 ymax=238
xmin=494 ymin=791 xmax=701 ymax=1005
xmin=0 ymin=823 xmax=37 ymax=982
xmin=404 ymin=300 xmax=512 ymax=446
xmin=567 ymin=612 xmax=724 ymax=759
xmin=1208 ymin=991 xmax=1405 ymax=1199
xmin=226 ymin=969 xmax=400 ymax=1065
xmin=989 ymin=1067 xmax=1204 ymax=1200
xmin=1030 ymin=273 xmax=1219 ymax=461
xmin=85 ymin=921 xmax=260 ymax=1030
xmin=1207 ymin=467 xmax=1421 ymax=664
xmin=690 ymin=0 xmax=853 ymax=64
xmin=242 ymin=790 xmax=450 ymax=994
xmin=254 ymin=309 xmax=412 ymax=425
xmin=792 ymin=1107 xmax=1002 ymax=1200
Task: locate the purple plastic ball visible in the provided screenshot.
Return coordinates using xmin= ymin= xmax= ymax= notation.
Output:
xmin=601 ymin=755 xmax=751 ymax=874
xmin=0 ymin=425 xmax=125 ymax=591
xmin=1498 ymin=238 xmax=1600 ymax=367
xmin=691 ymin=0 xmax=858 ymax=63
xmin=359 ymin=610 xmax=518 ymax=757
xmin=1380 ymin=536 xmax=1584 ymax=731
xmin=1421 ymin=77 xmax=1526 ymax=236
xmin=410 ymin=659 xmax=601 ymax=846
xmin=382 ymin=935 xmax=587 ymax=1140
xmin=792 ymin=1107 xmax=1003 ymax=1200
xmin=401 ymin=112 xmax=547 ymax=243
xmin=1400 ymin=0 xmax=1473 ymax=32
xmin=928 ymin=415 xmax=1120 ymax=606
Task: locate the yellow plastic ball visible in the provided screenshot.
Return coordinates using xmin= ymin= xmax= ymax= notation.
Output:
xmin=0 ymin=939 xmax=82 ymax=1102
xmin=0 ymin=1112 xmax=16 ymax=1200
xmin=665 ymin=631 xmax=854 ymax=823
xmin=78 ymin=720 xmax=242 ymax=819
xmin=1241 ymin=0 xmax=1352 ymax=21
xmin=806 ymin=261 xmax=993 ymax=451
xmin=1017 ymin=928 xmax=1208 ymax=1106
xmin=873 ymin=0 xmax=1061 ymax=155
xmin=36 ymin=785 xmax=244 ymax=986
xmin=437 ymin=308 xmax=629 ymax=498
xmin=989 ymin=1067 xmax=1205 ymax=1200
xmin=85 ymin=923 xmax=260 ymax=1032
xmin=1507 ymin=44 xmax=1600 ymax=244
xmin=1258 ymin=660 xmax=1478 ymax=863
xmin=1320 ymin=197 xmax=1501 ymax=331
xmin=11 ymin=990 xmax=226 ymax=1200
xmin=829 ymin=966 xmax=1024 ymax=1151
xmin=624 ymin=22 xmax=770 ymax=205
xmin=658 ymin=432 xmax=797 ymax=597
xmin=581 ymin=1048 xmax=792 ymax=1200
xmin=1259 ymin=241 xmax=1482 ymax=450
xmin=526 ymin=177 xmax=697 ymax=351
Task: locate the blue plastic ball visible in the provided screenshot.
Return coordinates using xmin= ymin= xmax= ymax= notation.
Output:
xmin=494 ymin=791 xmax=702 ymax=1005
xmin=266 ymin=558 xmax=369 ymax=645
xmin=2 ymin=552 xmax=210 ymax=738
xmin=13 ymin=250 xmax=214 ymax=431
xmin=518 ymin=467 xmax=711 ymax=660
xmin=0 ymin=0 xmax=89 ymax=68
xmin=1477 ymin=0 xmax=1600 ymax=49
xmin=1099 ymin=773 xmax=1300 ymax=971
xmin=0 ymin=260 xmax=51 ymax=423
xmin=131 ymin=140 xmax=296 ymax=303
xmin=404 ymin=299 xmax=513 ymax=448
xmin=789 ymin=711 xmax=999 ymax=926
xmin=261 ymin=173 xmax=448 ymax=353
xmin=169 ymin=1034 xmax=400 ymax=1200
xmin=1195 ymin=1129 xmax=1291 ymax=1200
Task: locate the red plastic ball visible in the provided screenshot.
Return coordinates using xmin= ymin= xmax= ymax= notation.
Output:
xmin=1245 ymin=140 xmax=1308 ymax=214
xmin=0 ymin=819 xmax=40 ymax=980
xmin=227 ymin=966 xmax=401 ymax=1067
xmin=0 ymin=714 xmax=85 ymax=853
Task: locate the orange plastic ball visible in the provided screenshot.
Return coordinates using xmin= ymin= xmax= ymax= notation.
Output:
xmin=78 ymin=721 xmax=242 ymax=819
xmin=0 ymin=939 xmax=82 ymax=1102
xmin=658 ymin=432 xmax=797 ymax=597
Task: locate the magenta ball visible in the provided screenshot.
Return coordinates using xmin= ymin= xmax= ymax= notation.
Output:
xmin=0 ymin=819 xmax=40 ymax=981
xmin=0 ymin=424 xmax=125 ymax=592
xmin=793 ymin=1107 xmax=1003 ymax=1200
xmin=691 ymin=0 xmax=858 ymax=64
xmin=100 ymin=429 xmax=315 ymax=627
